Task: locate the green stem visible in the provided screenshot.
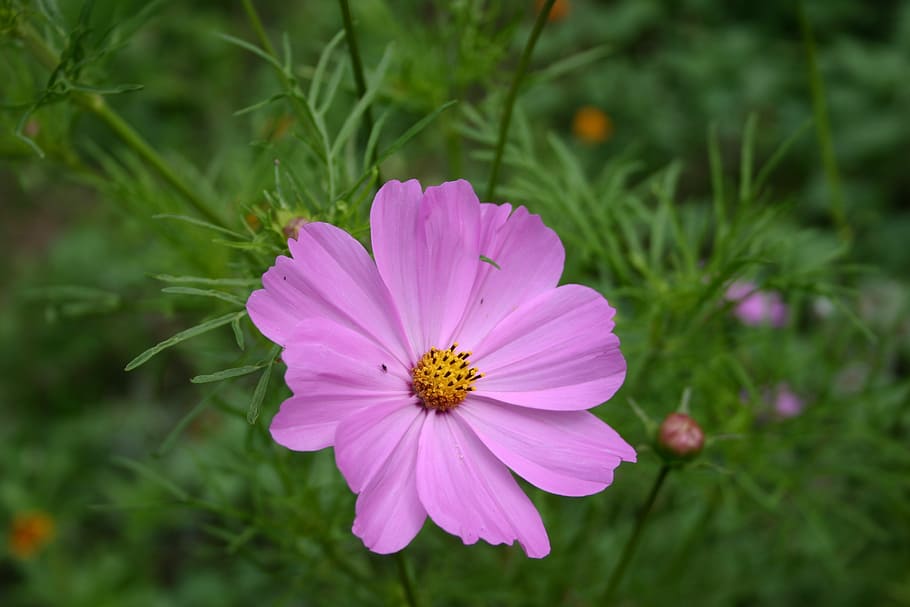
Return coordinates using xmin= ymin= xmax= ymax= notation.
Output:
xmin=485 ymin=0 xmax=555 ymax=201
xmin=241 ymin=0 xmax=277 ymax=58
xmin=241 ymin=0 xmax=334 ymax=197
xmin=338 ymin=0 xmax=381 ymax=183
xmin=18 ymin=25 xmax=227 ymax=229
xmin=395 ymin=552 xmax=420 ymax=607
xmin=603 ymin=465 xmax=670 ymax=604
xmin=797 ymin=2 xmax=850 ymax=244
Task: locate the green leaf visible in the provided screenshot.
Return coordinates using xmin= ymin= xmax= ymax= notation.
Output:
xmin=739 ymin=113 xmax=758 ymax=203
xmin=233 ymin=92 xmax=287 ymax=116
xmin=215 ymin=32 xmax=286 ymax=73
xmin=754 ymin=118 xmax=812 ymax=193
xmin=124 ymin=311 xmax=245 ymax=371
xmin=161 ymin=286 xmax=246 ymax=306
xmin=191 ymin=363 xmax=267 ymax=384
xmin=153 ymin=214 xmax=246 ymax=239
xmin=377 ymin=99 xmax=458 ymax=163
xmin=528 ymin=45 xmax=612 ymax=85
xmin=308 ymin=29 xmax=346 ymax=103
xmin=154 ymin=274 xmax=260 ymax=287
xmin=155 ymin=386 xmax=224 ymax=456
xmin=231 ymin=314 xmax=245 ymax=351
xmin=479 ymin=255 xmax=501 ymax=270
xmin=113 ymin=456 xmax=189 ymax=501
xmin=330 ymin=44 xmax=393 ymax=157
xmin=247 ymin=346 xmax=280 ymax=424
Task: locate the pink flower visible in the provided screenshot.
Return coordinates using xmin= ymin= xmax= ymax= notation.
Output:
xmin=247 ymin=180 xmax=635 ymax=558
xmin=772 ymin=384 xmax=805 ymax=419
xmin=725 ymin=281 xmax=788 ymax=327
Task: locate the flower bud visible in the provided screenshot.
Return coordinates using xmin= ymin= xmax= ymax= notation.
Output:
xmin=9 ymin=511 xmax=55 ymax=559
xmin=282 ymin=216 xmax=308 ymax=240
xmin=572 ymin=106 xmax=613 ymax=144
xmin=656 ymin=412 xmax=704 ymax=461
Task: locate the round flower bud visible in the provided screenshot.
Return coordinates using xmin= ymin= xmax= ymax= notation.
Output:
xmin=656 ymin=412 xmax=704 ymax=461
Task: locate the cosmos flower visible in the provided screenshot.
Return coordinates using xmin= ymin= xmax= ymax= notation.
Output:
xmin=8 ymin=511 xmax=54 ymax=559
xmin=725 ymin=281 xmax=788 ymax=327
xmin=248 ymin=180 xmax=635 ymax=558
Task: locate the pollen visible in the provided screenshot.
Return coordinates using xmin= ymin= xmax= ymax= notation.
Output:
xmin=411 ymin=343 xmax=483 ymax=412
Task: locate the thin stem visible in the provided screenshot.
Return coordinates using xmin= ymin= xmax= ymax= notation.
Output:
xmin=241 ymin=0 xmax=277 ymax=58
xmin=603 ymin=464 xmax=671 ymax=604
xmin=395 ymin=552 xmax=420 ymax=607
xmin=17 ymin=25 xmax=227 ymax=228
xmin=337 ymin=0 xmax=381 ymax=184
xmin=485 ymin=0 xmax=555 ymax=201
xmin=797 ymin=2 xmax=850 ymax=244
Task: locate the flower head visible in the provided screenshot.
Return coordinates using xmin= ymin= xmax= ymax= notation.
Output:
xmin=725 ymin=280 xmax=788 ymax=327
xmin=8 ymin=511 xmax=55 ymax=559
xmin=248 ymin=180 xmax=635 ymax=558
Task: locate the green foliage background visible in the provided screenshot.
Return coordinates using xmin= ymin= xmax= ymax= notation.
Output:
xmin=2 ymin=1 xmax=908 ymax=605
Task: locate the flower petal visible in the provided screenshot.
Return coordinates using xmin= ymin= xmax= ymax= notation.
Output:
xmin=248 ymin=221 xmax=412 ymax=365
xmin=455 ymin=205 xmax=565 ymax=351
xmin=472 ymin=285 xmax=625 ymax=411
xmin=457 ymin=399 xmax=636 ymax=496
xmin=335 ymin=400 xmax=424 ymax=494
xmin=270 ymin=320 xmax=410 ymax=451
xmin=371 ymin=180 xmax=481 ymax=353
xmin=350 ymin=407 xmax=427 ymax=554
xmin=416 ymin=411 xmax=550 ymax=558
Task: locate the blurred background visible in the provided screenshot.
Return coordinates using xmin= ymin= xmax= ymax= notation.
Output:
xmin=2 ymin=1 xmax=909 ymax=605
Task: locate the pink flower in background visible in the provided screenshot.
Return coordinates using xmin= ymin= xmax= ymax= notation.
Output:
xmin=772 ymin=384 xmax=805 ymax=419
xmin=725 ymin=281 xmax=788 ymax=327
xmin=247 ymin=179 xmax=634 ymax=558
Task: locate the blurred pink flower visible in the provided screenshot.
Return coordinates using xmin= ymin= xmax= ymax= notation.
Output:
xmin=772 ymin=384 xmax=805 ymax=418
xmin=725 ymin=281 xmax=788 ymax=327
xmin=248 ymin=180 xmax=634 ymax=558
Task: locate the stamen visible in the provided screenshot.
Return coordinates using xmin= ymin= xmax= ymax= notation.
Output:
xmin=411 ymin=344 xmax=483 ymax=412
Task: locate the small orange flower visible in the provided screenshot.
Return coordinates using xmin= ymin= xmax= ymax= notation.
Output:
xmin=8 ymin=511 xmax=55 ymax=559
xmin=537 ymin=0 xmax=570 ymax=21
xmin=572 ymin=106 xmax=614 ymax=144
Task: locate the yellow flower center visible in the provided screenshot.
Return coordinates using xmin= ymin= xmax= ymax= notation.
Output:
xmin=411 ymin=343 xmax=483 ymax=412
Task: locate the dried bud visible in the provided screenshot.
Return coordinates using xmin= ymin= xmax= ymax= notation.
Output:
xmin=657 ymin=412 xmax=704 ymax=461
xmin=282 ymin=216 xmax=308 ymax=240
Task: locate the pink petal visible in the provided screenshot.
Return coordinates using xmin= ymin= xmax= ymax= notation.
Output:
xmin=471 ymin=285 xmax=625 ymax=411
xmin=416 ymin=411 xmax=550 ymax=558
xmin=335 ymin=400 xmax=424 ymax=493
xmin=454 ymin=205 xmax=565 ymax=351
xmin=247 ymin=222 xmax=413 ymax=365
xmin=270 ymin=320 xmax=410 ymax=451
xmin=349 ymin=407 xmax=427 ymax=554
xmin=370 ymin=180 xmax=481 ymax=353
xmin=457 ymin=399 xmax=635 ymax=496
